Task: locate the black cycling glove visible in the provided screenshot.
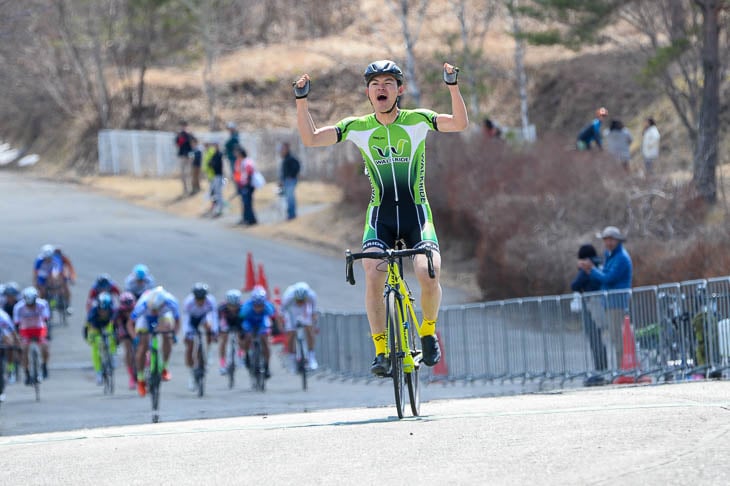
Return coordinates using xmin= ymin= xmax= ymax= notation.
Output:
xmin=443 ymin=66 xmax=459 ymax=85
xmin=293 ymin=79 xmax=310 ymax=99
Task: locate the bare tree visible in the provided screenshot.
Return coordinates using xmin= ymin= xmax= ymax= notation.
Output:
xmin=448 ymin=0 xmax=499 ymax=117
xmin=618 ymin=0 xmax=728 ymax=202
xmin=386 ymin=0 xmax=431 ymax=106
xmin=507 ymin=0 xmax=532 ymax=140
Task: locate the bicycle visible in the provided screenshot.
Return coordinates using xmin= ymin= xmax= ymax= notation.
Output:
xmin=191 ymin=328 xmax=206 ymax=398
xmin=248 ymin=334 xmax=267 ymax=392
xmin=294 ymin=321 xmax=308 ymax=391
xmin=27 ymin=336 xmax=43 ymax=402
xmin=225 ymin=330 xmax=241 ymax=390
xmin=98 ymin=328 xmax=115 ymax=395
xmin=46 ymin=279 xmax=68 ymax=330
xmin=346 ymin=244 xmax=435 ymax=419
xmin=146 ymin=329 xmax=175 ymax=423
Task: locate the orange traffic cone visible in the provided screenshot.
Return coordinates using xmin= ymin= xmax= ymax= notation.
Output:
xmin=256 ymin=263 xmax=270 ymax=295
xmin=613 ymin=314 xmax=651 ymax=384
xmin=431 ymin=331 xmax=449 ymax=379
xmin=244 ymin=252 xmax=255 ymax=291
xmin=272 ymin=286 xmax=281 ymax=308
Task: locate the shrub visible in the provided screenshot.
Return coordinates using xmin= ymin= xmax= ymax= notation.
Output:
xmin=335 ymin=130 xmax=727 ymax=300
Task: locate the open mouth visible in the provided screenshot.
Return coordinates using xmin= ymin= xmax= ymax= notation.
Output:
xmin=377 ymin=94 xmax=388 ymax=101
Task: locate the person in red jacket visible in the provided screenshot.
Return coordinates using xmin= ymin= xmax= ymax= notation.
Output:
xmin=233 ymin=146 xmax=258 ymax=226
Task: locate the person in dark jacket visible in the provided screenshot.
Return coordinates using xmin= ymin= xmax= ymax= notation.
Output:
xmin=571 ymin=243 xmax=608 ymax=386
xmin=224 ymin=122 xmax=240 ymax=175
xmin=174 ymin=120 xmax=194 ymax=195
xmin=278 ymin=142 xmax=301 ymax=220
xmin=579 ymin=226 xmax=633 ymax=370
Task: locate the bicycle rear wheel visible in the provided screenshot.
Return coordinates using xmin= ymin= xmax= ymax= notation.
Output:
xmin=404 ymin=301 xmax=420 ymax=416
xmin=387 ymin=292 xmax=405 ymax=419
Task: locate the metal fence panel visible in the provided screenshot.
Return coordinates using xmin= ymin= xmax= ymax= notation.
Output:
xmin=316 ymin=275 xmax=730 ymax=391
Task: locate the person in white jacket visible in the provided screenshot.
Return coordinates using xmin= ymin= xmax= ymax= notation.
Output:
xmin=642 ymin=117 xmax=660 ymax=176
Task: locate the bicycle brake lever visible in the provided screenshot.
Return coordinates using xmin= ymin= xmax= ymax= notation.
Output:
xmin=345 ymin=250 xmax=356 ymax=285
xmin=425 ymin=249 xmax=435 ymax=279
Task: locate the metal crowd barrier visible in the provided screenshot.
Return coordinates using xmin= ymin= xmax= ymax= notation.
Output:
xmin=316 ymin=277 xmax=730 ymax=389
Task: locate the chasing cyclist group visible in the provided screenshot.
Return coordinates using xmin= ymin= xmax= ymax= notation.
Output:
xmin=0 ymin=244 xmax=319 ymax=402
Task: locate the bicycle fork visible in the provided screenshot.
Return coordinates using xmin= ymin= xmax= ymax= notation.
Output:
xmin=387 ymin=274 xmax=420 ymax=374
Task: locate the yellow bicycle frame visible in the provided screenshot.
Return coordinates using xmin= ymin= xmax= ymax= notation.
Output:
xmin=385 ymin=260 xmax=422 ymax=374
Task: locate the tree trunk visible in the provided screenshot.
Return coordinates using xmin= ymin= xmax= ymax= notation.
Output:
xmin=389 ymin=0 xmax=430 ymax=107
xmin=691 ymin=0 xmax=722 ymax=203
xmin=510 ymin=0 xmax=531 ymax=141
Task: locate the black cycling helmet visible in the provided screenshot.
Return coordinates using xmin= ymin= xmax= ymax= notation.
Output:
xmin=95 ymin=273 xmax=112 ymax=290
xmin=192 ymin=282 xmax=209 ymax=300
xmin=364 ymin=60 xmax=404 ymax=86
xmin=2 ymin=281 xmax=20 ymax=298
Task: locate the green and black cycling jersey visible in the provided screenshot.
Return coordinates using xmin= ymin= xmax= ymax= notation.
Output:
xmin=335 ymin=109 xmax=440 ymax=251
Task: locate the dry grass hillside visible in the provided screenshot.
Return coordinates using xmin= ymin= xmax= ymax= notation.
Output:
xmin=14 ymin=1 xmax=730 ymax=299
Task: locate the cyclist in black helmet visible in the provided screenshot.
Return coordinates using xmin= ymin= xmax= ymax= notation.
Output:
xmin=293 ymin=60 xmax=468 ymax=376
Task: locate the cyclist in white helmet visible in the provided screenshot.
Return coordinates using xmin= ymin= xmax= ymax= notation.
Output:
xmin=182 ymin=282 xmax=218 ymax=391
xmin=13 ymin=287 xmax=51 ymax=385
xmin=280 ymin=282 xmax=319 ymax=371
xmin=129 ymin=286 xmax=180 ymax=397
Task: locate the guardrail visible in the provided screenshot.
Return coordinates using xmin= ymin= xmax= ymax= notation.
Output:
xmin=316 ymin=277 xmax=730 ymax=389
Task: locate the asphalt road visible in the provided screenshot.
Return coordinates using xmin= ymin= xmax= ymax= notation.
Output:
xmin=2 ymin=172 xmax=729 ymax=485
xmin=0 ymin=172 xmax=475 ymax=436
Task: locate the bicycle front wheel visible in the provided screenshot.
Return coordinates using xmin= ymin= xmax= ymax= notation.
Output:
xmin=296 ymin=333 xmax=307 ymax=391
xmin=149 ymin=348 xmax=161 ymax=413
xmin=102 ymin=339 xmax=114 ymax=395
xmin=195 ymin=338 xmax=205 ymax=398
xmin=227 ymin=338 xmax=236 ymax=390
xmin=30 ymin=344 xmax=41 ymax=402
xmin=387 ymin=292 xmax=405 ymax=419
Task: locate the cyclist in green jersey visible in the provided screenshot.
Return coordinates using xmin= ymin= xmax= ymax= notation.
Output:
xmin=293 ymin=60 xmax=468 ymax=376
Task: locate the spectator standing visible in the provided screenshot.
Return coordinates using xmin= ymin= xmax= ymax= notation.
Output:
xmin=576 ymin=107 xmax=608 ymax=150
xmin=233 ymin=146 xmax=257 ymax=226
xmin=174 ymin=121 xmax=194 ymax=195
xmin=206 ymin=143 xmax=224 ymax=218
xmin=279 ymin=142 xmax=301 ymax=220
xmin=578 ymin=226 xmax=633 ymax=371
xmin=190 ymin=137 xmax=202 ymax=194
xmin=604 ymin=119 xmax=633 ymax=172
xmin=224 ymin=122 xmax=240 ymax=176
xmin=571 ymin=243 xmax=608 ymax=386
xmin=641 ymin=117 xmax=660 ymax=176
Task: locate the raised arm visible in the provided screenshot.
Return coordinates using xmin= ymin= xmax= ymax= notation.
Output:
xmin=294 ymin=74 xmax=339 ymax=147
xmin=435 ymin=63 xmax=469 ymax=133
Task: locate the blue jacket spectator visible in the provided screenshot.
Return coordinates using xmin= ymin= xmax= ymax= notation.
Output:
xmin=576 ymin=107 xmax=608 ymax=150
xmin=588 ymin=227 xmax=632 ymax=311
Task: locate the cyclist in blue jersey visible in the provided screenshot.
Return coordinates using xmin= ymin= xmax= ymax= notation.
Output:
xmin=239 ymin=286 xmax=276 ymax=379
xmin=577 ymin=107 xmax=608 ymax=150
xmin=293 ymin=60 xmax=468 ymax=375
